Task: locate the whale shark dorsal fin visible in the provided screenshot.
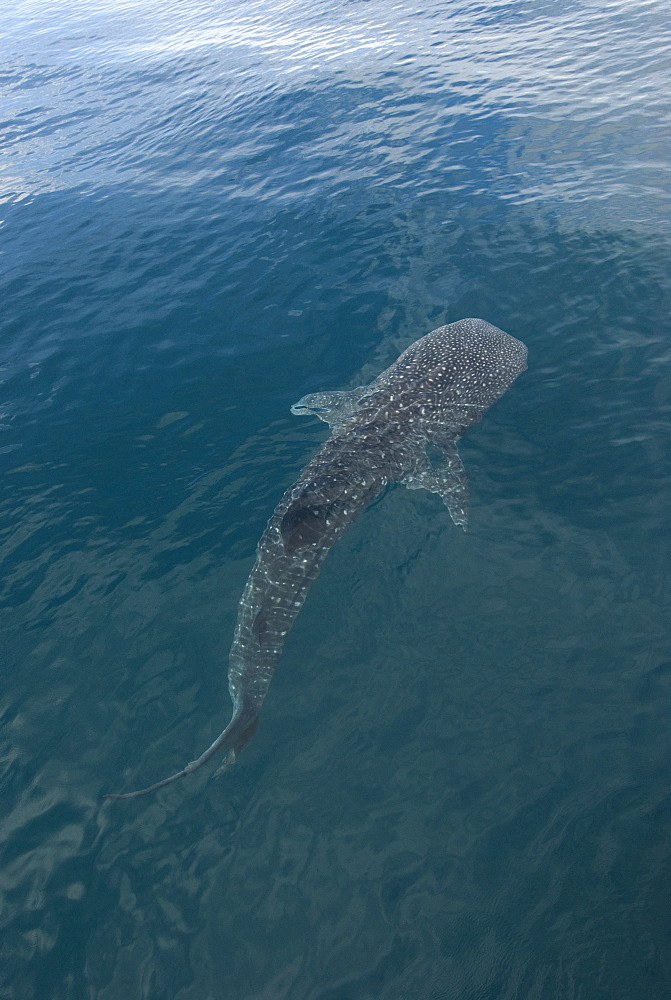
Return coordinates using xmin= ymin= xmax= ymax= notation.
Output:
xmin=290 ymin=386 xmax=370 ymax=430
xmin=402 ymin=441 xmax=470 ymax=530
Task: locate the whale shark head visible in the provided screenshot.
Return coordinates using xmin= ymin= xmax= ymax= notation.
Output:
xmin=292 ymin=318 xmax=527 ymax=432
xmin=381 ymin=317 xmax=528 ymax=411
xmin=291 ymin=318 xmax=527 ymax=531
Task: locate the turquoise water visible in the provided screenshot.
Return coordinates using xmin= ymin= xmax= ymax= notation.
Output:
xmin=1 ymin=0 xmax=670 ymax=996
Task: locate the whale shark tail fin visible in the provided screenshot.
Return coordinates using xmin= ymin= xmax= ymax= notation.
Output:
xmin=104 ymin=703 xmax=259 ymax=801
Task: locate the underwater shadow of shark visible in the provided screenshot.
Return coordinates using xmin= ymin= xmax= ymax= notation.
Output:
xmin=105 ymin=317 xmax=527 ymax=800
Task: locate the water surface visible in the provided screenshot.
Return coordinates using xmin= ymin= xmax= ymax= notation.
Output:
xmin=1 ymin=1 xmax=670 ymax=997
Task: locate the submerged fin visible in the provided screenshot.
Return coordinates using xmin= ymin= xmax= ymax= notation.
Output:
xmin=104 ymin=704 xmax=259 ymax=800
xmin=402 ymin=441 xmax=470 ymax=529
xmin=290 ymin=387 xmax=369 ymax=430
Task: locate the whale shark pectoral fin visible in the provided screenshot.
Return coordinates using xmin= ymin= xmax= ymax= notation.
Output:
xmin=402 ymin=444 xmax=470 ymax=530
xmin=290 ymin=387 xmax=369 ymax=429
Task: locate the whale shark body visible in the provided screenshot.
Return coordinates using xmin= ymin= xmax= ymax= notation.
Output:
xmin=106 ymin=318 xmax=527 ymax=799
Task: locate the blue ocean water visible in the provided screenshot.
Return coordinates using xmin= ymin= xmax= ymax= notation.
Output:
xmin=1 ymin=0 xmax=670 ymax=997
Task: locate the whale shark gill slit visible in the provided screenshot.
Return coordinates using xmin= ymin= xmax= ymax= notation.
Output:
xmin=104 ymin=318 xmax=527 ymax=801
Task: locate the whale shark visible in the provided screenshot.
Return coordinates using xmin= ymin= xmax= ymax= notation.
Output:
xmin=105 ymin=318 xmax=527 ymax=799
